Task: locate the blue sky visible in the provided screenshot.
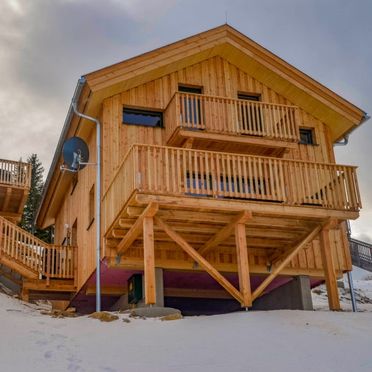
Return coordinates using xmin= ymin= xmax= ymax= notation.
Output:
xmin=0 ymin=0 xmax=371 ymax=238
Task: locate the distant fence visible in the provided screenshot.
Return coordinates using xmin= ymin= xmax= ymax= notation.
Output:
xmin=349 ymin=237 xmax=372 ymax=272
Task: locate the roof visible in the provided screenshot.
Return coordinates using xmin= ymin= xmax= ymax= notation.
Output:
xmin=36 ymin=24 xmax=367 ymax=228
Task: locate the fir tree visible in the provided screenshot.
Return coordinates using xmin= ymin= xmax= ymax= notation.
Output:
xmin=20 ymin=154 xmax=53 ymax=243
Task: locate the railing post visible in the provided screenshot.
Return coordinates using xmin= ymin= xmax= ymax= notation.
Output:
xmin=73 ymin=246 xmax=78 ymax=287
xmin=0 ymin=218 xmax=3 ymax=258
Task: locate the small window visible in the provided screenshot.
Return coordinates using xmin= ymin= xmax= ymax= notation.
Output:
xmin=123 ymin=108 xmax=163 ymax=127
xmin=299 ymin=128 xmax=315 ymax=145
xmin=88 ymin=184 xmax=95 ymax=229
xmin=238 ymin=92 xmax=260 ymax=101
xmin=178 ymin=85 xmax=202 ymax=94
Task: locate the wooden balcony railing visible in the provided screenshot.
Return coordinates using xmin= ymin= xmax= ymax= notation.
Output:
xmin=0 ymin=159 xmax=31 ymax=189
xmin=165 ymin=92 xmax=300 ymax=143
xmin=0 ymin=216 xmax=76 ymax=282
xmin=103 ymin=145 xmax=361 ymax=232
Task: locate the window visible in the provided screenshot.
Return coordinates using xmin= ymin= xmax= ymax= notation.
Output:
xmin=70 ymin=174 xmax=78 ymax=195
xmin=237 ymin=92 xmax=263 ymax=133
xmin=178 ymin=85 xmax=203 ymax=94
xmin=88 ymin=184 xmax=95 ymax=229
xmin=178 ymin=85 xmax=203 ymax=128
xmin=123 ymin=107 xmax=163 ymax=127
xmin=299 ymin=128 xmax=315 ymax=145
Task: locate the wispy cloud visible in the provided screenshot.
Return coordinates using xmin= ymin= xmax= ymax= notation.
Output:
xmin=0 ymin=0 xmax=371 ymax=237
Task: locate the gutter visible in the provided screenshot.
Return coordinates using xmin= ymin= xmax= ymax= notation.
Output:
xmin=334 ymin=113 xmax=370 ymax=146
xmin=35 ymin=77 xmax=87 ymax=225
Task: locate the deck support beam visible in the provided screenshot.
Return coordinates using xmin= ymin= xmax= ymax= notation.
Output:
xmin=252 ymin=224 xmax=323 ymax=301
xmin=143 ymin=216 xmax=156 ymax=305
xmin=154 ymin=216 xmax=243 ymax=304
xmin=199 ymin=211 xmax=252 ymax=256
xmin=235 ymin=223 xmax=252 ymax=307
xmin=320 ymin=221 xmax=341 ymax=311
xmin=116 ymin=202 xmax=158 ymax=255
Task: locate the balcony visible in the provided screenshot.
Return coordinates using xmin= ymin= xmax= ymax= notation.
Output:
xmin=0 ymin=159 xmax=31 ymax=221
xmin=103 ymin=144 xmax=361 ymax=235
xmin=165 ymin=93 xmax=300 ymax=155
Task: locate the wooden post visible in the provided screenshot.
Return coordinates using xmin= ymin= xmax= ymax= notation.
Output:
xmin=235 ymin=223 xmax=252 ymax=307
xmin=320 ymin=224 xmax=341 ymax=311
xmin=143 ymin=216 xmax=156 ymax=305
xmin=73 ymin=246 xmax=78 ymax=287
xmin=0 ymin=217 xmax=3 ymax=258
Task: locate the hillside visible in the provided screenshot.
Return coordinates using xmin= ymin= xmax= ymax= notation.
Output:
xmin=0 ymin=271 xmax=371 ymax=372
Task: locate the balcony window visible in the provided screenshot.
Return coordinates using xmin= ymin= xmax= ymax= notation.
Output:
xmin=237 ymin=92 xmax=263 ymax=134
xmin=185 ymin=172 xmax=267 ymax=199
xmin=123 ymin=107 xmax=163 ymax=127
xmin=178 ymin=85 xmax=203 ymax=128
xmin=299 ymin=128 xmax=315 ymax=145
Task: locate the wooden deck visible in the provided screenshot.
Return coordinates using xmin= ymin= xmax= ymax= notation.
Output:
xmin=103 ymin=144 xmax=361 ymax=236
xmin=0 ymin=216 xmax=77 ymax=300
xmin=0 ymin=158 xmax=31 ymax=222
xmin=165 ymin=92 xmax=300 ymax=155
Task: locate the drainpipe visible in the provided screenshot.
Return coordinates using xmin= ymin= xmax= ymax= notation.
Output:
xmin=347 ymin=271 xmax=357 ymax=312
xmin=334 ymin=113 xmax=370 ymax=147
xmin=72 ymin=77 xmax=102 ymax=312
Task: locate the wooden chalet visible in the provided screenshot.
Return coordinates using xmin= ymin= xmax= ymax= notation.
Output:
xmin=1 ymin=25 xmax=368 ymax=312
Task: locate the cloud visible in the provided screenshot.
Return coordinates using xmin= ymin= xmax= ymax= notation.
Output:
xmin=0 ymin=0 xmax=371 ymax=239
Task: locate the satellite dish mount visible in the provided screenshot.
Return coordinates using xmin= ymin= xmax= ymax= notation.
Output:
xmin=61 ymin=136 xmax=93 ymax=173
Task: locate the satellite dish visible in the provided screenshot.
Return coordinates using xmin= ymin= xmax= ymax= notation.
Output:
xmin=62 ymin=136 xmax=89 ymax=171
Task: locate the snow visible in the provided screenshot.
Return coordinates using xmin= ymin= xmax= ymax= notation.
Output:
xmin=1 ymin=276 xmax=372 ymax=372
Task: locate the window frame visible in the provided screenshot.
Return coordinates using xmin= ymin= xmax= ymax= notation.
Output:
xmin=299 ymin=127 xmax=316 ymax=145
xmin=122 ymin=107 xmax=163 ymax=128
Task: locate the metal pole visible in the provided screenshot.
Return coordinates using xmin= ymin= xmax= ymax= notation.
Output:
xmin=347 ymin=271 xmax=357 ymax=313
xmin=72 ymin=82 xmax=101 ymax=312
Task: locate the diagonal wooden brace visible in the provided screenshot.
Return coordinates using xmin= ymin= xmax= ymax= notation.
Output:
xmin=155 ymin=216 xmax=243 ymax=304
xmin=116 ymin=202 xmax=158 ymax=255
xmin=252 ymin=224 xmax=323 ymax=301
xmin=199 ymin=210 xmax=252 ymax=256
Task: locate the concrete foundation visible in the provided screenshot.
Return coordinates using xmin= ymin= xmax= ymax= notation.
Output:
xmin=111 ymin=268 xmax=165 ymax=311
xmin=252 ymin=276 xmax=313 ymax=311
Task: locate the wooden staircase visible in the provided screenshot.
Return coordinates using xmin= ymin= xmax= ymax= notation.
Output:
xmin=0 ymin=216 xmax=77 ymax=301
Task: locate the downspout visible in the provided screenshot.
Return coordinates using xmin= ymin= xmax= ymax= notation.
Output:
xmin=333 ymin=113 xmax=370 ymax=312
xmin=72 ymin=77 xmax=102 ymax=312
xmin=334 ymin=113 xmax=370 ymax=147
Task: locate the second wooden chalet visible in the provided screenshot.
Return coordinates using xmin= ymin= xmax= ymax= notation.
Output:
xmin=31 ymin=24 xmax=367 ymax=313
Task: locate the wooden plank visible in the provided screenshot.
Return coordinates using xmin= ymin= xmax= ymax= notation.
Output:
xmin=143 ymin=216 xmax=156 ymax=305
xmin=235 ymin=223 xmax=252 ymax=307
xmin=164 ymin=287 xmax=232 ymax=299
xmin=154 ymin=216 xmax=243 ymax=303
xmin=252 ymin=224 xmax=323 ymax=301
xmin=199 ymin=211 xmax=252 ymax=255
xmin=320 ymin=223 xmax=341 ymax=310
xmin=135 ymin=194 xmax=359 ymax=220
xmin=116 ymin=202 xmax=158 ymax=254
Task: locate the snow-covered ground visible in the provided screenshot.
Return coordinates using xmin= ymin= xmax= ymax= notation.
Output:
xmin=1 ymin=268 xmax=372 ymax=372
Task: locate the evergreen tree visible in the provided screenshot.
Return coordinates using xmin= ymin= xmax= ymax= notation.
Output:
xmin=20 ymin=154 xmax=53 ymax=243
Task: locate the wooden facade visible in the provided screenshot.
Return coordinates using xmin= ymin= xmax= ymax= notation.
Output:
xmin=31 ymin=25 xmax=367 ymax=311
